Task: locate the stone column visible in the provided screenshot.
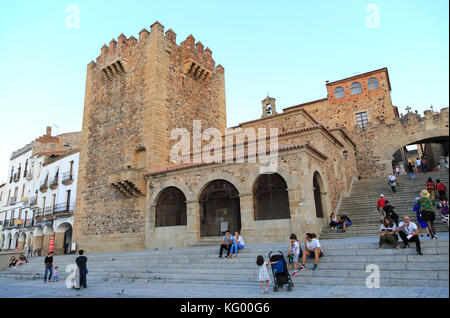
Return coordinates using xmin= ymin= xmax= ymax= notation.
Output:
xmin=34 ymin=235 xmax=43 ymax=255
xmin=398 ymin=162 xmax=407 ymax=175
xmin=54 ymin=232 xmax=65 ymax=255
xmin=439 ymin=156 xmax=448 ymax=171
xmin=185 ymin=201 xmax=200 ymax=247
xmin=239 ymin=193 xmax=255 ymax=243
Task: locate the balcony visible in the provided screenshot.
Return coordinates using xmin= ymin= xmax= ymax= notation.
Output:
xmin=35 ymin=209 xmax=43 ymax=219
xmin=9 ymin=197 xmax=17 ymax=206
xmin=62 ymin=172 xmax=74 ymax=185
xmin=53 ymin=202 xmax=74 ymax=217
xmin=39 ymin=181 xmax=48 ymax=193
xmin=12 ymin=219 xmax=20 ymax=228
xmin=30 ymin=197 xmax=37 ymax=206
xmin=25 ymin=219 xmax=34 ymax=227
xmin=44 ymin=206 xmax=55 ymax=217
xmin=13 ymin=173 xmax=20 ymax=183
xmin=49 ymin=175 xmax=59 ymax=190
xmin=108 ymin=167 xmax=146 ymax=198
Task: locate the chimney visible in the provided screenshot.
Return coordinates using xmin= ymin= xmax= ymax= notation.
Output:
xmin=46 ymin=126 xmax=52 ymax=137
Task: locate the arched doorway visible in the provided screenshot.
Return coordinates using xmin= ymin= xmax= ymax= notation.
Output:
xmin=313 ymin=172 xmax=325 ymax=218
xmin=199 ymin=180 xmax=241 ymax=237
xmin=253 ymin=173 xmax=290 ymax=220
xmin=18 ymin=232 xmax=26 ymax=249
xmin=28 ymin=233 xmax=34 ymax=248
xmin=12 ymin=233 xmax=19 ymax=250
xmin=63 ymin=225 xmax=73 ymax=254
xmin=155 ymin=187 xmax=187 ymax=227
xmin=6 ymin=233 xmax=12 ymax=250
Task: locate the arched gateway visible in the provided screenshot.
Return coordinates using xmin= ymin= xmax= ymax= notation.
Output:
xmin=199 ymin=180 xmax=241 ymax=237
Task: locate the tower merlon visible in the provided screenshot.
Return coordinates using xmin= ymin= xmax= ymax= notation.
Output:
xmin=181 ymin=34 xmax=195 ymax=51
xmin=195 ymin=41 xmax=204 ymax=54
xmin=150 ymin=21 xmax=164 ymax=34
xmin=139 ymin=28 xmax=150 ymax=41
xmin=165 ymin=29 xmax=177 ymax=43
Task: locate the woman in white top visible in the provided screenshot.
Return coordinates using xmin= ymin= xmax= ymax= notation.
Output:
xmin=377 ymin=216 xmax=400 ymax=249
xmin=230 ymin=231 xmax=245 ymax=258
xmin=329 ymin=212 xmax=339 ymax=230
xmin=301 ymin=233 xmax=323 ymax=271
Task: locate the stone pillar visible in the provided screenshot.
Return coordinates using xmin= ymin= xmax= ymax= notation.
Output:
xmin=239 ymin=193 xmax=255 ymax=243
xmin=17 ymin=239 xmax=25 ymax=250
xmin=54 ymin=232 xmax=65 ymax=255
xmin=185 ymin=201 xmax=200 ymax=247
xmin=34 ymin=235 xmax=43 ymax=256
xmin=145 ymin=203 xmax=156 ymax=249
xmin=439 ymin=156 xmax=448 ymax=171
xmin=42 ymin=234 xmax=54 ymax=256
xmin=398 ymin=162 xmax=407 ymax=175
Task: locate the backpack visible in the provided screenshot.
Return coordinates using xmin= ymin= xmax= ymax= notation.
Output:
xmin=440 ymin=202 xmax=449 ymax=216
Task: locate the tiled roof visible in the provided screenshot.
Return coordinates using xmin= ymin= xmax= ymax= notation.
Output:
xmin=145 ymin=142 xmax=328 ymax=177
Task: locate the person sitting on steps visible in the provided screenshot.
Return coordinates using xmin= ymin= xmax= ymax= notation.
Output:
xmin=299 ymin=233 xmax=323 ymax=271
xmin=337 ymin=214 xmax=352 ymax=232
xmin=383 ymin=200 xmax=399 ymax=227
xmin=329 ymin=212 xmax=339 ymax=230
xmin=396 ymin=216 xmax=423 ymax=255
xmin=377 ymin=216 xmax=400 ymax=249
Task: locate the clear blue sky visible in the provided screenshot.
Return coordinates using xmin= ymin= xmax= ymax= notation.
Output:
xmin=0 ymin=0 xmax=448 ymax=183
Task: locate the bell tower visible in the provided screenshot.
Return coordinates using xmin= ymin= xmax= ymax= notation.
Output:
xmin=261 ymin=96 xmax=277 ymax=118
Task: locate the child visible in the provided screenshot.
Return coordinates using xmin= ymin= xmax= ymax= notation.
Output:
xmin=53 ymin=266 xmax=59 ymax=282
xmin=426 ymin=178 xmax=436 ymax=200
xmin=256 ymin=255 xmax=277 ymax=295
xmin=288 ymin=233 xmax=303 ymax=276
xmin=286 ymin=240 xmax=294 ymax=270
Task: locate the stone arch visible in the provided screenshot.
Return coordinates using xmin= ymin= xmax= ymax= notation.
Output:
xmin=313 ymin=171 xmax=326 ymax=218
xmin=150 ymin=180 xmax=193 ymax=204
xmin=308 ymin=163 xmax=330 ymax=220
xmin=193 ymin=172 xmax=245 ymax=201
xmin=28 ymin=233 xmax=34 ymax=247
xmin=252 ymin=173 xmax=290 ymax=220
xmin=56 ymin=222 xmax=73 ymax=254
xmin=18 ymin=232 xmax=27 ymax=249
xmin=247 ymin=165 xmax=297 ymax=192
xmin=12 ymin=232 xmax=19 ymax=249
xmin=376 ymin=128 xmax=449 ymax=161
xmin=198 ymin=179 xmax=241 ymax=236
xmin=5 ymin=233 xmax=12 ymax=250
xmin=155 ymin=187 xmax=187 ymax=227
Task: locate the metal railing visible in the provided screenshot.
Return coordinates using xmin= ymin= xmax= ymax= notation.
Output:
xmin=30 ymin=197 xmax=37 ymax=206
xmin=62 ymin=172 xmax=74 ymax=182
xmin=9 ymin=197 xmax=17 ymax=205
xmin=54 ymin=202 xmax=75 ymax=214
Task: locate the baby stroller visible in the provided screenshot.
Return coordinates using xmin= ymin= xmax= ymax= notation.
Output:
xmin=268 ymin=251 xmax=294 ymax=292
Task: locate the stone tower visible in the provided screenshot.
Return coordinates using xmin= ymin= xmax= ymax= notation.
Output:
xmin=73 ymin=21 xmax=226 ymax=252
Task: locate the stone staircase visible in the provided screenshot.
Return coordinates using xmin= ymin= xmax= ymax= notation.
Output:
xmin=0 ymin=235 xmax=447 ymax=288
xmin=320 ymin=170 xmax=449 ymax=239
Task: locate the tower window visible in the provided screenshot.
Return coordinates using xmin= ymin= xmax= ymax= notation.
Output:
xmin=368 ymin=77 xmax=379 ymax=90
xmin=350 ymin=82 xmax=362 ymax=95
xmin=334 ymin=86 xmax=345 ymax=99
xmin=355 ymin=111 xmax=369 ymax=129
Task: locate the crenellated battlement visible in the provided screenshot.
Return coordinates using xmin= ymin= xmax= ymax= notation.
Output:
xmin=91 ymin=21 xmax=220 ymax=76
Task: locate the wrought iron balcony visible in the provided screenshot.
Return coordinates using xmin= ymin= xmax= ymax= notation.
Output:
xmin=25 ymin=219 xmax=34 ymax=227
xmin=9 ymin=197 xmax=17 ymax=205
xmin=49 ymin=175 xmax=59 ymax=190
xmin=62 ymin=172 xmax=74 ymax=185
xmin=39 ymin=181 xmax=48 ymax=193
xmin=30 ymin=197 xmax=37 ymax=206
xmin=53 ymin=202 xmax=75 ymax=216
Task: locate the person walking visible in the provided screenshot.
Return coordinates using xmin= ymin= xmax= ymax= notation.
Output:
xmin=388 ymin=174 xmax=398 ymax=193
xmin=377 ymin=194 xmax=386 ymax=223
xmin=44 ymin=252 xmax=54 ymax=283
xmin=426 ymin=178 xmax=436 ymax=200
xmin=377 ymin=217 xmax=400 ymax=249
xmin=383 ymin=200 xmax=399 ymax=226
xmin=436 ymin=179 xmax=447 ymax=201
xmin=75 ymin=249 xmax=88 ymax=289
xmin=415 ymin=158 xmax=422 ymax=173
xmin=408 ymin=162 xmax=415 ymax=181
xmin=421 ymin=156 xmax=427 ymax=173
xmin=418 ymin=190 xmax=437 ymax=239
xmin=413 ymin=197 xmax=429 ymax=238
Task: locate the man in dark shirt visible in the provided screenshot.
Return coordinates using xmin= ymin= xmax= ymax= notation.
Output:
xmin=76 ymin=249 xmax=88 ymax=289
xmin=44 ymin=252 xmax=54 ymax=283
xmin=338 ymin=214 xmax=352 ymax=233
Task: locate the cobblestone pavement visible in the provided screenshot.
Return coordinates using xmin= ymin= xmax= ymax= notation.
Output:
xmin=0 ymin=278 xmax=447 ymax=298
